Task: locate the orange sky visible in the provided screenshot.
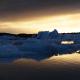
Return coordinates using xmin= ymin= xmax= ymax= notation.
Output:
xmin=0 ymin=13 xmax=80 ymax=34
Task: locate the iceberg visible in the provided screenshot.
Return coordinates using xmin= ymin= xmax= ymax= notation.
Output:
xmin=0 ymin=29 xmax=80 ymax=62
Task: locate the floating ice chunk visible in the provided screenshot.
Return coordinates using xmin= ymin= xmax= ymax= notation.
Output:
xmin=0 ymin=44 xmax=21 ymax=58
xmin=37 ymin=31 xmax=49 ymax=39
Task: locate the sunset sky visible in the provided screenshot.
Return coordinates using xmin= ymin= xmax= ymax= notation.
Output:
xmin=0 ymin=0 xmax=80 ymax=34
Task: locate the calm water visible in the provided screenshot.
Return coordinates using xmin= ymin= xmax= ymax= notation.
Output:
xmin=0 ymin=53 xmax=80 ymax=80
xmin=13 ymin=53 xmax=80 ymax=65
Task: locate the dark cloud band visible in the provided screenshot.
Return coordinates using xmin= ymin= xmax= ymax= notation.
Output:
xmin=0 ymin=0 xmax=80 ymax=21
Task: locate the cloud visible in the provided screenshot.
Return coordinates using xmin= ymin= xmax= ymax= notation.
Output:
xmin=0 ymin=0 xmax=80 ymax=22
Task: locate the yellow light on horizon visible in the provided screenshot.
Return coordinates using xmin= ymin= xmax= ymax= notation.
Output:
xmin=0 ymin=13 xmax=80 ymax=34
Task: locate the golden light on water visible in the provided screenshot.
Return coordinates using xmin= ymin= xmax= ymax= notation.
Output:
xmin=45 ymin=53 xmax=80 ymax=65
xmin=0 ymin=13 xmax=80 ymax=33
xmin=13 ymin=53 xmax=80 ymax=67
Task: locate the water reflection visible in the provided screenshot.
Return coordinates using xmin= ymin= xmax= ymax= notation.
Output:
xmin=61 ymin=41 xmax=74 ymax=44
xmin=44 ymin=53 xmax=80 ymax=64
xmin=1 ymin=53 xmax=80 ymax=80
xmin=13 ymin=53 xmax=80 ymax=67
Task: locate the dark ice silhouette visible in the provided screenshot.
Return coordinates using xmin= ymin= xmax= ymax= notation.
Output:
xmin=0 ymin=29 xmax=80 ymax=62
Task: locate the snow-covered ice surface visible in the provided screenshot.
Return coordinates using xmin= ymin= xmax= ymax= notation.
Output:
xmin=0 ymin=30 xmax=80 ymax=62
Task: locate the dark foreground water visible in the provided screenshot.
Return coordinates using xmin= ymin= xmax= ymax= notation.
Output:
xmin=0 ymin=53 xmax=80 ymax=80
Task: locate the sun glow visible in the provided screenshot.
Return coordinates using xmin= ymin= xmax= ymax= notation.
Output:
xmin=0 ymin=13 xmax=80 ymax=34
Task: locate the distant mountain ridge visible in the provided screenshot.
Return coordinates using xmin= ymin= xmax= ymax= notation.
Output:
xmin=0 ymin=29 xmax=80 ymax=38
xmin=0 ymin=33 xmax=37 ymax=38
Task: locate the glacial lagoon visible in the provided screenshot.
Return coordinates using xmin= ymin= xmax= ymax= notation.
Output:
xmin=0 ymin=30 xmax=80 ymax=80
